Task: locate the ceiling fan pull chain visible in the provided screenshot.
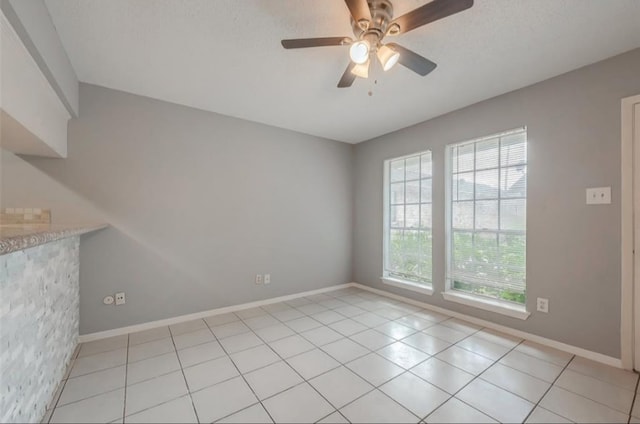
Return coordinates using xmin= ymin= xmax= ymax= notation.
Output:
xmin=368 ymin=59 xmax=380 ymax=96
xmin=368 ymin=78 xmax=379 ymax=97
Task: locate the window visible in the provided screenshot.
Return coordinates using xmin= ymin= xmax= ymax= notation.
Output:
xmin=383 ymin=151 xmax=433 ymax=291
xmin=446 ymin=128 xmax=527 ymax=305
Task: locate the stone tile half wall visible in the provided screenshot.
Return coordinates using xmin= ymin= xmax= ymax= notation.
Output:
xmin=0 ymin=237 xmax=80 ymax=423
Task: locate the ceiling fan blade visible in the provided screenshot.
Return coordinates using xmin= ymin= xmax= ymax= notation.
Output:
xmin=387 ymin=43 xmax=437 ymax=76
xmin=344 ymin=0 xmax=372 ymax=24
xmin=390 ymin=0 xmax=473 ymax=35
xmin=338 ymin=62 xmax=357 ymax=88
xmin=281 ymin=37 xmax=352 ymax=49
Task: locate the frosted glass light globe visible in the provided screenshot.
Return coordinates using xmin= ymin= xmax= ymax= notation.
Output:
xmin=349 ymin=40 xmax=370 ymax=64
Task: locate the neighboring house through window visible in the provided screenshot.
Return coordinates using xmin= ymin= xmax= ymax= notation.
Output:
xmin=445 ymin=128 xmax=527 ymax=307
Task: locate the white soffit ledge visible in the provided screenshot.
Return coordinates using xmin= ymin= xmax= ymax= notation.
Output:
xmin=1 ymin=0 xmax=79 ymax=116
xmin=1 ymin=10 xmax=70 ymax=158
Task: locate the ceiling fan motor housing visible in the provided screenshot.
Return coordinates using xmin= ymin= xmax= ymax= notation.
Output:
xmin=351 ymin=0 xmax=394 ymax=48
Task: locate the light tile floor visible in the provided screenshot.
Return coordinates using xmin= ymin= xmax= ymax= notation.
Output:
xmin=42 ymin=287 xmax=640 ymax=423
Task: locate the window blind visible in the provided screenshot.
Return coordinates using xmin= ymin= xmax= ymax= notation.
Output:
xmin=447 ymin=128 xmax=527 ymax=303
xmin=385 ymin=151 xmax=433 ymax=285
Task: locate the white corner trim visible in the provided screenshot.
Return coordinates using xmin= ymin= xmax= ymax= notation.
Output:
xmin=351 ymin=282 xmax=622 ymax=368
xmin=442 ymin=291 xmax=530 ymax=320
xmin=620 ymin=94 xmax=640 ymax=370
xmin=381 ymin=277 xmax=434 ymax=296
xmin=78 ymin=283 xmax=352 ymax=343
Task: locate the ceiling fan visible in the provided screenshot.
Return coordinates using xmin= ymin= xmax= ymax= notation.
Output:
xmin=281 ymin=0 xmax=473 ymax=88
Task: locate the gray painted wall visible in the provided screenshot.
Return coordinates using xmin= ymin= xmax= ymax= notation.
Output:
xmin=353 ymin=48 xmax=640 ymax=358
xmin=1 ymin=150 xmax=103 ymax=223
xmin=7 ymin=84 xmax=353 ymax=334
xmin=3 ymin=49 xmax=638 ymax=357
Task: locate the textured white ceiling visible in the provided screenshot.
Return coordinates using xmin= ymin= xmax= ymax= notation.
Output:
xmin=45 ymin=0 xmax=640 ymax=143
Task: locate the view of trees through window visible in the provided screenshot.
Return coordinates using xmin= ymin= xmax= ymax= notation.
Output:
xmin=448 ymin=129 xmax=527 ymax=304
xmin=385 ymin=151 xmax=432 ymax=285
xmin=383 ymin=129 xmax=527 ymax=307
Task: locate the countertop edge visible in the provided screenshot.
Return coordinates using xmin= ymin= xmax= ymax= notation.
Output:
xmin=0 ymin=224 xmax=108 ymax=255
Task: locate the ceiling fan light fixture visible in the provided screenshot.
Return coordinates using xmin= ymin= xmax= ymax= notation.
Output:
xmin=280 ymin=0 xmax=474 ymax=88
xmin=351 ymin=60 xmax=370 ymax=78
xmin=377 ymin=44 xmax=400 ymax=71
xmin=349 ymin=40 xmax=370 ymax=64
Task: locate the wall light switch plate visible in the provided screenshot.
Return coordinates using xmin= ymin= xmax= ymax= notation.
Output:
xmin=586 ymin=187 xmax=611 ymax=205
xmin=264 ymin=274 xmax=271 ymax=284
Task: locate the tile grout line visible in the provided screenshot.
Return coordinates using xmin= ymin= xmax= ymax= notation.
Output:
xmin=168 ymin=325 xmax=201 ymax=423
xmin=49 ymin=344 xmax=82 ymax=417
xmin=542 ymin=356 xmax=640 ymax=391
xmin=190 ymin=295 xmax=482 ymax=421
xmin=258 ymin=299 xmax=449 ymax=422
xmin=47 ymin=342 xmax=106 ymax=421
xmin=232 ymin=307 xmax=352 ymax=422
xmin=61 ymin=344 xmax=129 ymax=380
xmin=628 ymin=374 xmax=640 ymax=424
xmin=122 ymin=322 xmax=335 ymax=399
xmin=488 ymin=345 xmax=572 ymax=383
xmin=63 ymin=327 xmax=307 ymax=419
xmin=227 ymin=300 xmax=413 ymax=421
xmin=422 ymin=334 xmax=529 ymax=422
xmin=202 ymin=315 xmax=278 ymax=424
xmin=51 ymin=387 xmax=125 ymax=411
xmin=63 ymin=350 xmax=173 ymax=390
xmin=135 ymin=299 xmax=414 ymax=372
xmin=530 ymin=356 xmax=639 ymax=419
xmin=296 ymin=312 xmax=464 ymax=421
xmin=122 ymin=333 xmax=130 ymax=422
xmin=304 ymin=297 xmax=384 ymax=422
xmin=266 ymin=354 xmax=381 ymax=420
xmin=247 ymin=320 xmax=357 ymax=413
xmin=45 ymin=370 xmax=70 ymax=422
xmin=519 ymin=352 xmax=575 ymax=423
xmin=412 ymin=327 xmax=500 ymax=421
xmin=107 ymin=331 xmax=205 ymax=421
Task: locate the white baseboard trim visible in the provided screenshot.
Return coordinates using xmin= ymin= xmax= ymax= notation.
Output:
xmin=78 ymin=283 xmax=352 ymax=343
xmin=351 ymin=282 xmax=623 ymax=369
xmin=79 ymin=281 xmax=623 ymax=369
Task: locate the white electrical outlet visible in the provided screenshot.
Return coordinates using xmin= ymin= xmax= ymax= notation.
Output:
xmin=103 ymin=295 xmax=114 ymax=305
xmin=586 ymin=187 xmax=611 ymax=204
xmin=536 ymin=297 xmax=549 ymax=313
xmin=264 ymin=274 xmax=271 ymax=284
xmin=255 ymin=274 xmax=263 ymax=284
xmin=115 ymin=292 xmax=126 ymax=305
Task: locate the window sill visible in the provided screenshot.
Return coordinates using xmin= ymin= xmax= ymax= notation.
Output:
xmin=380 ymin=277 xmax=433 ymax=296
xmin=442 ymin=290 xmax=530 ymax=320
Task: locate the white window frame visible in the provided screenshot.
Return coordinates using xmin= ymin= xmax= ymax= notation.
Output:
xmin=443 ymin=128 xmax=530 ymax=320
xmin=382 ymin=150 xmax=434 ymax=296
